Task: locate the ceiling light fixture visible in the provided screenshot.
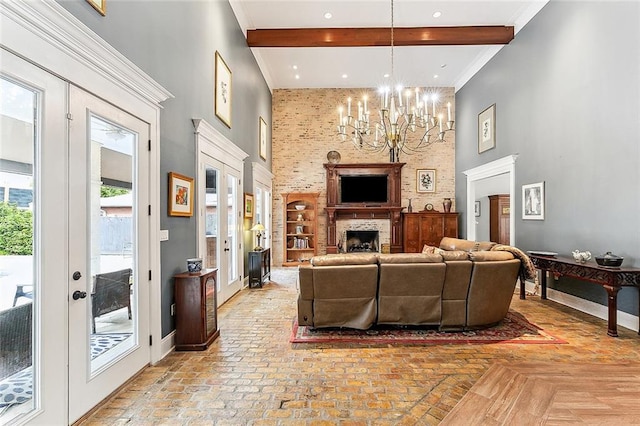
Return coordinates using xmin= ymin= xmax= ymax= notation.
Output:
xmin=342 ymin=74 xmax=348 ymax=79
xmin=324 ymin=12 xmax=332 ymax=19
xmin=336 ymin=0 xmax=454 ymax=162
xmin=433 ymin=11 xmax=442 ymax=18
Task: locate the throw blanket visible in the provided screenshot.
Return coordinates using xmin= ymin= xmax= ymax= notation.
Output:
xmin=491 ymin=244 xmax=537 ymax=281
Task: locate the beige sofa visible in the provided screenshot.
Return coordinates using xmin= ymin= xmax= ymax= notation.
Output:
xmin=298 ymin=237 xmax=531 ymax=331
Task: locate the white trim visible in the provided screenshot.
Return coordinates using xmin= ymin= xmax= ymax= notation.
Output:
xmin=252 ymin=161 xmax=274 ymax=188
xmin=463 ymin=155 xmax=517 ymax=244
xmin=193 ymin=118 xmax=248 ymax=171
xmin=0 ymin=0 xmax=173 ymax=106
xmin=160 ymin=331 xmax=176 ymax=360
xmin=517 ymin=280 xmax=639 ymax=333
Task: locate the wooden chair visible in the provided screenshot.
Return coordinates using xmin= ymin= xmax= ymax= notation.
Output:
xmin=91 ymin=268 xmax=132 ymax=333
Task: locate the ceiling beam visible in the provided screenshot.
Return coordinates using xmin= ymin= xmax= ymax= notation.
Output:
xmin=247 ymin=26 xmax=514 ymax=48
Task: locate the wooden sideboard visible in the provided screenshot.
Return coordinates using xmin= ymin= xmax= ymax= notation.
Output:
xmin=402 ymin=212 xmax=459 ymax=252
xmin=528 ymin=254 xmax=640 ymax=337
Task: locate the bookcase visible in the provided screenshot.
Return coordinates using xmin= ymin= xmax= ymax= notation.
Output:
xmin=282 ymin=192 xmax=319 ymax=266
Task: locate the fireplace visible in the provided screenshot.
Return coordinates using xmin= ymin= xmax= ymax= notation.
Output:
xmin=346 ymin=230 xmax=379 ymax=253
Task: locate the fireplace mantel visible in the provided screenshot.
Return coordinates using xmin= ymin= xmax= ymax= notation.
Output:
xmin=324 ymin=163 xmax=405 ymax=253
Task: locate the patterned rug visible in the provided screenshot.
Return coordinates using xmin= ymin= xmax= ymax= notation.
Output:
xmin=0 ymin=333 xmax=131 ymax=411
xmin=291 ymin=311 xmax=566 ymax=345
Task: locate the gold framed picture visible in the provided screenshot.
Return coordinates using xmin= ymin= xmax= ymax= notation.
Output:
xmin=215 ymin=51 xmax=232 ymax=128
xmin=244 ymin=193 xmax=254 ymax=218
xmin=86 ymin=0 xmax=106 ymax=16
xmin=259 ymin=116 xmax=267 ymax=160
xmin=168 ymin=172 xmax=194 ymax=217
xmin=416 ymin=169 xmax=436 ymax=193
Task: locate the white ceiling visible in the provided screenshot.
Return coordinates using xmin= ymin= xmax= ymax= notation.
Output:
xmin=229 ymin=0 xmax=549 ymax=91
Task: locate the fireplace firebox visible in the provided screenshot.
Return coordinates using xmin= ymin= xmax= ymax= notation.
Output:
xmin=346 ymin=230 xmax=379 ymax=252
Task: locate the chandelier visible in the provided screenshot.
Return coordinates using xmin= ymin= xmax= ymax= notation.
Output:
xmin=336 ymin=0 xmax=454 ymax=162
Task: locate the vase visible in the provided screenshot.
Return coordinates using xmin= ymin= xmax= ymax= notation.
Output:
xmin=443 ymin=198 xmax=452 ymax=213
xmin=407 ymin=198 xmax=413 ymax=213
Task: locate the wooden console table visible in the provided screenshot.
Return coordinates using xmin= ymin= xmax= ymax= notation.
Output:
xmin=528 ymin=254 xmax=640 ymax=337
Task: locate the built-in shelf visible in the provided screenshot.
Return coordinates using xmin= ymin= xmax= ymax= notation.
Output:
xmin=282 ymin=192 xmax=319 ymax=266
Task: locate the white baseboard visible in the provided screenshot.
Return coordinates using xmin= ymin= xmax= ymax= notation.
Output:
xmin=518 ymin=280 xmax=639 ymax=333
xmin=156 ymin=330 xmax=175 ymax=364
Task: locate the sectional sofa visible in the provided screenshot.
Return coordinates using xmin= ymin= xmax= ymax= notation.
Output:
xmin=297 ymin=237 xmax=534 ymax=331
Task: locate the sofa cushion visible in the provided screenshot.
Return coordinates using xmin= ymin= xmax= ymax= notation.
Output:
xmin=378 ymin=253 xmax=442 ymax=264
xmin=439 ymin=237 xmax=496 ymax=252
xmin=310 ymin=253 xmax=378 ymax=266
xmin=469 ymin=251 xmax=515 ymax=261
xmin=439 ymin=250 xmax=469 ymax=261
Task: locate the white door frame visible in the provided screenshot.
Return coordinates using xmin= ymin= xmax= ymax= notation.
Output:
xmin=463 ymin=155 xmax=518 ymax=245
xmin=252 ymin=162 xmax=274 ymax=249
xmin=194 ymin=119 xmax=248 ymax=301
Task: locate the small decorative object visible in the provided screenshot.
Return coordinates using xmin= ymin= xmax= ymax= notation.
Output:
xmin=296 ymin=213 xmax=304 ymax=222
xmin=424 ymin=203 xmax=434 ymax=211
xmin=327 ymin=150 xmax=341 ymax=164
xmin=244 ymin=193 xmax=254 ymax=218
xmin=522 ymin=181 xmax=545 ymax=220
xmin=416 ymin=169 xmax=436 ymax=193
xmin=595 ymin=251 xmax=624 ymax=267
xmin=478 ymin=103 xmax=496 ymax=153
xmin=443 ymin=198 xmax=452 ymax=213
xmin=215 ymin=51 xmax=232 ymax=128
xmin=259 ymin=117 xmax=267 ymax=160
xmin=572 ymin=250 xmax=592 ymax=263
xmin=407 ymin=198 xmax=413 ymax=213
xmin=187 ymin=258 xmax=203 ymax=274
xmin=294 ymin=204 xmax=305 ymax=211
xmin=474 ymin=200 xmax=481 ymax=217
xmin=295 ymin=225 xmax=304 ymax=234
xmin=168 ymin=172 xmax=194 ymax=217
xmin=250 ymin=222 xmax=265 ymax=251
xmin=86 ymin=0 xmax=106 ymax=16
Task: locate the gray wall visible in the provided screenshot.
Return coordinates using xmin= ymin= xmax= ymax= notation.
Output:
xmin=455 ymin=1 xmax=640 ymax=313
xmin=59 ymin=0 xmax=272 ymax=336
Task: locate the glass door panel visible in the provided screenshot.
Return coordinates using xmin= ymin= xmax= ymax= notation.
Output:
xmin=0 ymin=75 xmax=37 ymax=423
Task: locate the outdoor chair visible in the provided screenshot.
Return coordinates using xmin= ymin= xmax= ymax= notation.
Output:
xmin=0 ymin=302 xmax=32 ymax=381
xmin=91 ymin=268 xmax=132 ymax=333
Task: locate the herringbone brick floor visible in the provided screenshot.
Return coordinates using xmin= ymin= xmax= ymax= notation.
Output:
xmin=81 ymin=268 xmax=640 ymax=425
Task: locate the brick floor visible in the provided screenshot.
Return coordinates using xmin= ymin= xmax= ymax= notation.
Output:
xmin=81 ymin=268 xmax=640 ymax=425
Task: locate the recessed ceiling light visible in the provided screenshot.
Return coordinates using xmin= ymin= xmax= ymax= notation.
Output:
xmin=342 ymin=74 xmax=348 ymax=79
xmin=433 ymin=74 xmax=439 ymax=79
xmin=440 ymin=64 xmax=447 ymax=68
xmin=324 ymin=12 xmax=332 ymax=19
xmin=292 ymin=65 xmax=298 ymax=70
xmin=383 ymin=73 xmax=390 ymax=78
xmin=295 ymin=74 xmax=300 ymax=80
xmin=433 ymin=11 xmax=442 ymax=18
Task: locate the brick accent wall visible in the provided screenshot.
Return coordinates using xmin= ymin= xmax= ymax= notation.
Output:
xmin=272 ymin=88 xmax=456 ymax=265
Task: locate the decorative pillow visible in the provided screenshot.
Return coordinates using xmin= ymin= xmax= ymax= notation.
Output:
xmin=439 ymin=237 xmax=496 ymax=252
xmin=422 ymin=245 xmax=438 ymax=254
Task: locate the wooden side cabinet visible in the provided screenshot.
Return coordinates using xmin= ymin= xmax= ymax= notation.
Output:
xmin=402 ymin=212 xmax=459 ymax=252
xmin=174 ymin=268 xmax=219 ymax=351
xmin=248 ymin=248 xmax=271 ymax=288
xmin=489 ymin=194 xmax=510 ymax=245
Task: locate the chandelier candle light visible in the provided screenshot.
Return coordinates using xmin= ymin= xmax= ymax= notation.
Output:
xmin=337 ymin=0 xmax=454 ymax=162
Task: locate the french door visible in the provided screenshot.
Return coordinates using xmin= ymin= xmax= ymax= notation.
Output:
xmin=67 ymin=85 xmax=151 ymax=423
xmin=198 ymin=154 xmax=243 ymax=305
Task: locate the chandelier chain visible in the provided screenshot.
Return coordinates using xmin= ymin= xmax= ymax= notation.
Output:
xmin=390 ymin=0 xmax=394 ymax=83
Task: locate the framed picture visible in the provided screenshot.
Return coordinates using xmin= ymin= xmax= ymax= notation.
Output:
xmin=259 ymin=117 xmax=267 ymax=160
xmin=215 ymin=51 xmax=232 ymax=128
xmin=168 ymin=172 xmax=194 ymax=217
xmin=416 ymin=169 xmax=436 ymax=193
xmin=478 ymin=104 xmax=496 ymax=153
xmin=244 ymin=193 xmax=254 ymax=218
xmin=522 ymin=181 xmax=545 ymax=220
xmin=86 ymin=0 xmax=106 ymax=15
xmin=474 ymin=200 xmax=481 ymax=217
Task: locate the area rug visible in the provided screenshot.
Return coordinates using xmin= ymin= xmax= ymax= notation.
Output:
xmin=0 ymin=333 xmax=132 ymax=411
xmin=290 ymin=311 xmax=566 ymax=345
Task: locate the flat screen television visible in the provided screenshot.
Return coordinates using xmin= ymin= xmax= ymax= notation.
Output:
xmin=339 ymin=175 xmax=388 ymax=204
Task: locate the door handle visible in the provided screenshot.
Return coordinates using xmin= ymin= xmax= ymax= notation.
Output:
xmin=72 ymin=290 xmax=87 ymax=300
xmin=224 ymin=248 xmax=230 ymax=252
